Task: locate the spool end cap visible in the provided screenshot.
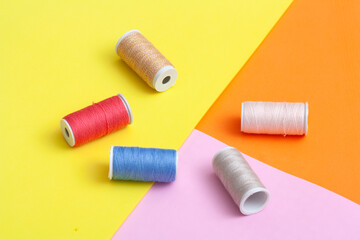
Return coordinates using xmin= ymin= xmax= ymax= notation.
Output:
xmin=240 ymin=187 xmax=270 ymax=215
xmin=60 ymin=118 xmax=75 ymax=147
xmin=153 ymin=66 xmax=178 ymax=92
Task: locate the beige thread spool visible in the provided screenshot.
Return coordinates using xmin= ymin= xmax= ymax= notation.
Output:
xmin=115 ymin=30 xmax=178 ymax=92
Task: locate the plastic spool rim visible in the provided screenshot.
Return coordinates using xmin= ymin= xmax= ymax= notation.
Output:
xmin=115 ymin=29 xmax=141 ymax=55
xmin=304 ymin=102 xmax=309 ymax=135
xmin=241 ymin=102 xmax=245 ymax=132
xmin=117 ymin=93 xmax=133 ymax=124
xmin=175 ymin=150 xmax=178 ymax=180
xmin=240 ymin=187 xmax=270 ymax=215
xmin=152 ymin=65 xmax=178 ymax=92
xmin=60 ymin=118 xmax=75 ymax=147
xmin=108 ymin=145 xmax=114 ymax=180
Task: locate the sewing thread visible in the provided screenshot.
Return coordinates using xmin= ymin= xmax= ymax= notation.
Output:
xmin=241 ymin=101 xmax=308 ymax=135
xmin=60 ymin=94 xmax=133 ymax=147
xmin=115 ymin=30 xmax=177 ymax=92
xmin=212 ymin=147 xmax=270 ymax=215
xmin=109 ymin=146 xmax=177 ymax=182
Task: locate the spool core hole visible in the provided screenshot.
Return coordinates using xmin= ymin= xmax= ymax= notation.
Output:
xmin=243 ymin=191 xmax=268 ymax=213
xmin=65 ymin=128 xmax=70 ymax=138
xmin=162 ymin=76 xmax=171 ymax=84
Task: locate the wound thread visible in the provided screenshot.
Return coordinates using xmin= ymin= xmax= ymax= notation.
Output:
xmin=212 ymin=147 xmax=270 ymax=215
xmin=60 ymin=94 xmax=133 ymax=147
xmin=115 ymin=30 xmax=178 ymax=92
xmin=241 ymin=101 xmax=308 ymax=135
xmin=109 ymin=146 xmax=177 ymax=182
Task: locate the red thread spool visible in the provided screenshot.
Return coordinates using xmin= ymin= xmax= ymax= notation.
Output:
xmin=60 ymin=94 xmax=133 ymax=147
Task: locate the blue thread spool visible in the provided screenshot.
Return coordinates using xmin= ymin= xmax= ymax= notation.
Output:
xmin=108 ymin=146 xmax=177 ymax=182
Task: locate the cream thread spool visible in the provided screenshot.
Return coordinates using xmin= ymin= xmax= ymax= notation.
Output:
xmin=115 ymin=30 xmax=178 ymax=92
xmin=241 ymin=101 xmax=309 ymax=135
xmin=212 ymin=147 xmax=270 ymax=215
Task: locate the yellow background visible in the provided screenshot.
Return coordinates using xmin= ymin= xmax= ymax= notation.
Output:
xmin=0 ymin=0 xmax=291 ymax=239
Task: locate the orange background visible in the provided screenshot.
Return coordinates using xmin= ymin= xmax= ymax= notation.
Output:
xmin=197 ymin=0 xmax=360 ymax=204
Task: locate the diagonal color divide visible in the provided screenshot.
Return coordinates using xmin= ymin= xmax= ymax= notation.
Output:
xmin=113 ymin=130 xmax=360 ymax=239
xmin=0 ymin=0 xmax=292 ymax=239
xmin=196 ymin=0 xmax=360 ymax=204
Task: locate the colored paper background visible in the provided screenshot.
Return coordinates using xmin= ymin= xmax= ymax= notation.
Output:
xmin=113 ymin=130 xmax=360 ymax=239
xmin=197 ymin=0 xmax=360 ymax=204
xmin=0 ymin=0 xmax=292 ymax=239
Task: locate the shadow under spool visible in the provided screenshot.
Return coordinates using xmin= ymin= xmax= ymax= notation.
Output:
xmin=115 ymin=30 xmax=178 ymax=92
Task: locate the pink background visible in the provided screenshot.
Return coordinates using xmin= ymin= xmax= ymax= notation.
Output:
xmin=113 ymin=130 xmax=360 ymax=239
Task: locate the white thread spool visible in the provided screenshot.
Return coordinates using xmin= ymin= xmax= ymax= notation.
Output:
xmin=212 ymin=147 xmax=270 ymax=215
xmin=241 ymin=101 xmax=309 ymax=135
xmin=115 ymin=30 xmax=178 ymax=92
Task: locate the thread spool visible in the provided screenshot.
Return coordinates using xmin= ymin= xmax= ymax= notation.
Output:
xmin=212 ymin=147 xmax=270 ymax=215
xmin=241 ymin=101 xmax=309 ymax=135
xmin=60 ymin=94 xmax=133 ymax=147
xmin=109 ymin=146 xmax=177 ymax=182
xmin=115 ymin=30 xmax=177 ymax=92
